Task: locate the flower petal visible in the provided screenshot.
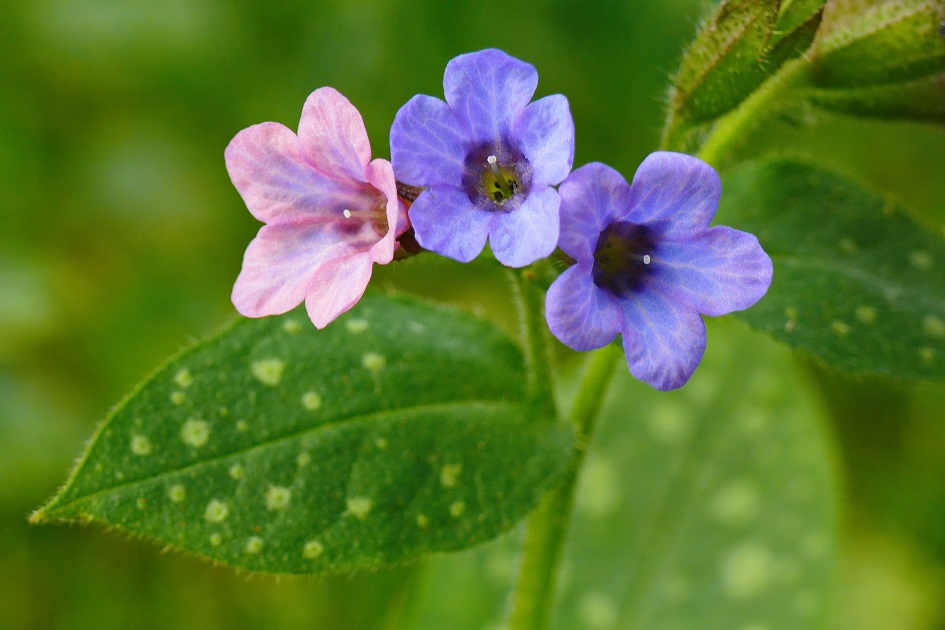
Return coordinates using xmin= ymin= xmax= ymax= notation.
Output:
xmin=363 ymin=158 xmax=408 ymax=265
xmin=619 ymin=288 xmax=706 ymax=391
xmin=557 ymin=162 xmax=633 ymax=261
xmin=650 ymin=226 xmax=773 ymax=317
xmin=628 ymin=151 xmax=721 ymax=239
xmin=410 ymin=187 xmax=491 ymax=263
xmin=305 ymin=252 xmax=374 ymax=329
xmin=443 ymin=49 xmax=538 ymax=143
xmin=298 ymin=87 xmax=371 ymax=183
xmin=225 ymin=122 xmax=373 ymax=225
xmin=231 ymin=222 xmax=375 ymax=317
xmin=489 ymin=186 xmax=560 ymax=267
xmin=515 ymin=94 xmax=574 ymax=186
xmin=546 ymin=264 xmax=621 ymax=351
xmin=390 ymin=95 xmax=467 ymax=187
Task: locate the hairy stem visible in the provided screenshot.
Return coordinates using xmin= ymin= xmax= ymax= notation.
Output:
xmin=696 ymin=57 xmax=811 ymax=168
xmin=507 ymin=344 xmax=622 ymax=630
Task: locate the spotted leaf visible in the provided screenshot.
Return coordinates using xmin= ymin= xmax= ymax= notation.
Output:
xmin=32 ymin=294 xmax=572 ymax=574
xmin=719 ymin=159 xmax=945 ymax=380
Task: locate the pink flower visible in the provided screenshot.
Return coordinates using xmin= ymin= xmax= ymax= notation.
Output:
xmin=226 ymin=87 xmax=408 ymax=328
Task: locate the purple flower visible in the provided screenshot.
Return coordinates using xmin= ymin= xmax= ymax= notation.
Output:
xmin=390 ymin=49 xmax=574 ymax=267
xmin=226 ymin=87 xmax=408 ymax=329
xmin=545 ymin=153 xmax=773 ymax=391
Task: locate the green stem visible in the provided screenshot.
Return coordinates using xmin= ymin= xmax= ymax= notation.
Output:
xmin=507 ymin=344 xmax=622 ymax=630
xmin=508 ymin=269 xmax=555 ymax=405
xmin=696 ymin=57 xmax=811 ymax=167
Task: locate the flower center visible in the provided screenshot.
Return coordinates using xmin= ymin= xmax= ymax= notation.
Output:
xmin=592 ymin=222 xmax=656 ymax=295
xmin=482 ymin=155 xmax=521 ymax=203
xmin=462 ymin=142 xmax=531 ymax=213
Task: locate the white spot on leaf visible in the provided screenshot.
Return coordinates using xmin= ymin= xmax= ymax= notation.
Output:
xmin=170 ymin=391 xmax=186 ymax=405
xmin=251 ymin=358 xmax=285 ymax=386
xmin=855 ymin=306 xmax=877 ymax=325
xmin=265 ymin=485 xmax=292 ymax=511
xmin=244 ymin=536 xmax=264 ymax=554
xmin=578 ymin=591 xmax=618 ymax=630
xmin=345 ymin=318 xmax=369 ymax=334
xmin=362 ymin=352 xmax=386 ymax=372
xmin=831 ymin=320 xmax=850 ymax=337
xmin=710 ymin=480 xmax=760 ymax=526
xmin=174 ymin=368 xmax=193 ymax=388
xmin=181 ymin=418 xmax=210 ymax=447
xmin=131 ymin=434 xmax=152 ymax=456
xmin=440 ymin=463 xmax=462 ymax=488
xmin=416 ymin=514 xmax=430 ymax=528
xmin=923 ymin=315 xmax=945 ymax=338
xmin=648 ymin=402 xmax=690 ymax=442
xmin=301 ymin=391 xmax=322 ymax=411
xmin=449 ymin=501 xmax=466 ymax=518
xmin=721 ymin=543 xmax=774 ymax=599
xmin=345 ymin=496 xmax=373 ymax=520
xmin=228 ymin=463 xmax=243 ymax=480
xmin=204 ymin=499 xmax=229 ymax=523
xmin=302 ymin=540 xmax=324 ymax=559
xmin=209 ymin=533 xmax=222 ymax=546
xmin=236 ymin=420 xmax=249 ymax=432
xmin=909 ymin=250 xmax=932 ymax=270
xmin=296 ymin=452 xmax=311 ymax=467
xmin=168 ymin=484 xmax=186 ymax=503
xmin=375 ymin=437 xmax=389 ymax=450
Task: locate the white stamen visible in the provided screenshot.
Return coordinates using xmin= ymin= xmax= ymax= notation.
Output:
xmin=487 ymin=155 xmax=497 ymax=165
xmin=343 ymin=209 xmax=352 ymax=219
xmin=643 ymin=255 xmax=651 ymax=265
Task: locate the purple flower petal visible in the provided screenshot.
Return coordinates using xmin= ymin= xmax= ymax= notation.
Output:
xmin=390 ymin=95 xmax=467 ymax=187
xmin=546 ymin=264 xmax=621 ymax=351
xmin=298 ymin=87 xmax=371 ymax=183
xmin=409 ymin=187 xmax=492 ymax=263
xmin=628 ymin=151 xmax=721 ymax=239
xmin=515 ymin=95 xmax=574 ymax=186
xmin=651 ymin=226 xmax=774 ymax=316
xmin=489 ymin=186 xmax=560 ymax=267
xmin=225 ymin=122 xmax=370 ymax=224
xmin=557 ymin=163 xmax=633 ymax=261
xmin=443 ymin=49 xmax=538 ymax=142
xmin=232 ymin=222 xmax=375 ymax=318
xmin=305 ymin=251 xmax=374 ymax=329
xmin=619 ymin=287 xmax=707 ymax=391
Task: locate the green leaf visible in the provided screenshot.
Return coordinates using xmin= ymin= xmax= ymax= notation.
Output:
xmin=558 ymin=321 xmax=837 ymax=629
xmin=719 ymin=159 xmax=945 ymax=380
xmin=32 ymin=294 xmax=573 ymax=574
xmin=809 ymin=73 xmax=945 ymax=123
xmin=811 ymin=0 xmax=945 ymax=87
xmin=670 ymin=0 xmax=781 ymax=126
xmin=776 ymin=0 xmax=827 ymax=37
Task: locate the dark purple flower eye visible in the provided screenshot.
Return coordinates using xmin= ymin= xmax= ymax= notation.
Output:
xmin=390 ymin=49 xmax=575 ymax=267
xmin=545 ymin=154 xmax=773 ymax=391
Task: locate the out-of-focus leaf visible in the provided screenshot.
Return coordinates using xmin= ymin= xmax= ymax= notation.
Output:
xmin=809 ymin=73 xmax=945 ymax=123
xmin=32 ymin=295 xmax=573 ymax=574
xmin=812 ymin=0 xmax=945 ymax=87
xmin=719 ymin=159 xmax=945 ymax=380
xmin=552 ymin=320 xmax=838 ymax=629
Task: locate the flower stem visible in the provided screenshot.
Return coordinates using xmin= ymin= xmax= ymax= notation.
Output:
xmin=508 ymin=269 xmax=555 ymax=406
xmin=696 ymin=57 xmax=811 ymax=168
xmin=507 ymin=344 xmax=622 ymax=630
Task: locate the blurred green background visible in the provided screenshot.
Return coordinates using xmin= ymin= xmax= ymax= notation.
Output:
xmin=2 ymin=0 xmax=945 ymax=628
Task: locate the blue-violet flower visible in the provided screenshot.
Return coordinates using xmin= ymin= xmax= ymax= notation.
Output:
xmin=390 ymin=48 xmax=574 ymax=267
xmin=545 ymin=153 xmax=773 ymax=391
xmin=227 ymin=87 xmax=408 ymax=329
